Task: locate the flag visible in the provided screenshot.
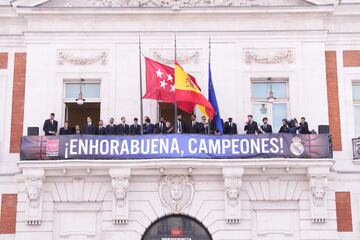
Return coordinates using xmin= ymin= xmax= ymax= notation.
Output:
xmin=143 ymin=57 xmax=175 ymax=103
xmin=174 ymin=62 xmax=215 ymax=119
xmin=208 ymin=64 xmax=223 ymax=133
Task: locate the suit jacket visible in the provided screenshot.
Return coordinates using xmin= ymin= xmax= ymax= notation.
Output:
xmin=189 ymin=121 xmax=201 ymax=134
xmin=224 ymin=122 xmax=237 ymax=134
xmin=106 ymin=124 xmax=118 ymax=135
xmin=298 ymin=122 xmax=310 ymax=134
xmin=260 ymin=124 xmax=273 ymax=134
xmin=43 ymin=119 xmax=58 ymax=136
xmin=278 ymin=125 xmax=288 ymax=133
xmin=130 ymin=124 xmax=141 ymax=135
xmin=210 ymin=118 xmax=224 ymax=134
xmin=59 ymin=127 xmax=72 ymax=135
xmin=165 ymin=125 xmax=174 ymax=134
xmin=82 ymin=123 xmax=97 ymax=135
xmin=144 ymin=123 xmax=155 ymax=134
xmin=118 ymin=123 xmax=130 ymax=135
xmin=199 ymin=123 xmax=210 ymax=134
xmin=175 ymin=120 xmax=187 ymax=134
xmin=244 ymin=121 xmax=259 ymax=134
xmin=154 ymin=121 xmax=167 ymax=134
xmin=97 ymin=126 xmax=106 ymax=135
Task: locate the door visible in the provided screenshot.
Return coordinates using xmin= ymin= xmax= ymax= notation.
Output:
xmin=65 ymin=102 xmax=101 ymax=129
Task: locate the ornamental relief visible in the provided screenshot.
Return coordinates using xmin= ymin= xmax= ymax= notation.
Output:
xmin=151 ymin=49 xmax=200 ymax=65
xmin=39 ymin=0 xmax=311 ymax=8
xmin=244 ymin=48 xmax=295 ymax=65
xmin=159 ymin=175 xmax=194 ymax=213
xmin=57 ymin=50 xmax=107 ymax=66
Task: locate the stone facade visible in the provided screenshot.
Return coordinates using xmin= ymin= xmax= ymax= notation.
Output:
xmin=0 ymin=0 xmax=360 ymax=240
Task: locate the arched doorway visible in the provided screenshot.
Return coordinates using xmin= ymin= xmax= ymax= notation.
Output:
xmin=142 ymin=215 xmax=212 ymax=240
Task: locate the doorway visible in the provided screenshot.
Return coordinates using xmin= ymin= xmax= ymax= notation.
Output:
xmin=65 ymin=102 xmax=101 ymax=129
xmin=158 ymin=102 xmax=192 ymax=125
xmin=142 ymin=215 xmax=213 ymax=240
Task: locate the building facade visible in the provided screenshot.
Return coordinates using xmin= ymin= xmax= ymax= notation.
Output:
xmin=0 ymin=0 xmax=360 ymax=239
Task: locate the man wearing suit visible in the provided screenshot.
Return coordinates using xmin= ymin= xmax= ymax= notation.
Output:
xmin=298 ymin=117 xmax=311 ymax=134
xmin=189 ymin=114 xmax=200 ymax=134
xmin=154 ymin=116 xmax=166 ymax=134
xmin=97 ymin=120 xmax=106 ymax=135
xmin=82 ymin=116 xmax=97 ymax=135
xmin=106 ymin=117 xmax=118 ymax=135
xmin=118 ymin=117 xmax=130 ymax=135
xmin=43 ymin=113 xmax=58 ymax=136
xmin=260 ymin=117 xmax=273 ymax=133
xmin=130 ymin=118 xmax=141 ymax=135
xmin=224 ymin=117 xmax=237 ymax=135
xmin=59 ymin=121 xmax=72 ymax=135
xmin=199 ymin=116 xmax=210 ymax=134
xmin=176 ymin=114 xmax=186 ymax=134
xmin=143 ymin=117 xmax=154 ymax=134
xmin=244 ymin=115 xmax=260 ymax=134
xmin=74 ymin=125 xmax=81 ymax=134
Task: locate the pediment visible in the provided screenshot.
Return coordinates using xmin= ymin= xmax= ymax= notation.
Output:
xmin=11 ymin=0 xmax=337 ymax=8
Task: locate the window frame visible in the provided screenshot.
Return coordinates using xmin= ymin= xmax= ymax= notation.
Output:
xmin=63 ymin=78 xmax=101 ymax=103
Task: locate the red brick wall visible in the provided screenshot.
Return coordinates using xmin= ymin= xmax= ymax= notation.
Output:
xmin=0 ymin=53 xmax=8 ymax=69
xmin=325 ymin=51 xmax=342 ymax=151
xmin=9 ymin=53 xmax=27 ymax=153
xmin=0 ymin=194 xmax=17 ymax=234
xmin=336 ymin=192 xmax=353 ymax=232
xmin=343 ymin=50 xmax=360 ymax=67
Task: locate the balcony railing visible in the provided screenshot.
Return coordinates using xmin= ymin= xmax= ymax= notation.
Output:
xmin=20 ymin=133 xmax=333 ymax=160
xmin=353 ymin=137 xmax=360 ymax=160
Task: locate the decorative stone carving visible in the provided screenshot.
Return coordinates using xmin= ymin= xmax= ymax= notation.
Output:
xmin=25 ymin=178 xmax=43 ymax=225
xmin=223 ymin=168 xmax=244 ymax=223
xmin=152 ymin=50 xmax=200 ymax=65
xmin=244 ymin=49 xmax=294 ymax=65
xmin=159 ymin=175 xmax=194 ymax=213
xmin=58 ymin=51 xmax=107 ymax=65
xmin=112 ymin=177 xmax=129 ymax=224
xmin=38 ymin=0 xmax=310 ymax=8
xmin=307 ymin=167 xmax=329 ymax=223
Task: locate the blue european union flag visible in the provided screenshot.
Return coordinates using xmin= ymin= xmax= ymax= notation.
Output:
xmin=208 ymin=64 xmax=223 ymax=134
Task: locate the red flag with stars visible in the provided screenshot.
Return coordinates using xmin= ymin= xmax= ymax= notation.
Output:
xmin=143 ymin=57 xmax=175 ymax=103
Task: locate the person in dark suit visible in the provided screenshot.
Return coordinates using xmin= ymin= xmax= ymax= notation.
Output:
xmin=154 ymin=116 xmax=166 ymax=134
xmin=298 ymin=117 xmax=311 ymax=134
xmin=118 ymin=117 xmax=130 ymax=135
xmin=189 ymin=114 xmax=200 ymax=134
xmin=224 ymin=117 xmax=237 ymax=134
xmin=278 ymin=119 xmax=289 ymax=133
xmin=165 ymin=121 xmax=174 ymax=133
xmin=74 ymin=125 xmax=81 ymax=134
xmin=43 ymin=113 xmax=58 ymax=136
xmin=130 ymin=118 xmax=141 ymax=135
xmin=143 ymin=117 xmax=154 ymax=134
xmin=210 ymin=116 xmax=224 ymax=135
xmin=106 ymin=117 xmax=118 ymax=135
xmin=176 ymin=114 xmax=186 ymax=134
xmin=244 ymin=115 xmax=260 ymax=134
xmin=199 ymin=116 xmax=210 ymax=134
xmin=59 ymin=121 xmax=72 ymax=135
xmin=82 ymin=116 xmax=97 ymax=134
xmin=260 ymin=117 xmax=273 ymax=133
xmin=97 ymin=120 xmax=106 ymax=135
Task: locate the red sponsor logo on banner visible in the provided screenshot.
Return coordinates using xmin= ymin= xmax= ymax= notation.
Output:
xmin=170 ymin=228 xmax=183 ymax=237
xmin=46 ymin=139 xmax=59 ymax=157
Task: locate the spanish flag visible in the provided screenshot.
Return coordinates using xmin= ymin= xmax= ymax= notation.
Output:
xmin=175 ymin=62 xmax=215 ymax=119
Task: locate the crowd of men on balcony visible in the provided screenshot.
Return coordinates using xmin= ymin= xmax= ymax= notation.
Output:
xmin=43 ymin=113 xmax=312 ymax=136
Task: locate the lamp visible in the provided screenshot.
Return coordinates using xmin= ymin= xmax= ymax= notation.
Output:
xmin=259 ymin=104 xmax=267 ymax=114
xmin=266 ymin=77 xmax=277 ymax=103
xmin=76 ymin=78 xmax=85 ymax=105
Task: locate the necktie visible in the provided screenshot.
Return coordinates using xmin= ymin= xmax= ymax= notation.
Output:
xmin=160 ymin=123 xmax=163 ymax=131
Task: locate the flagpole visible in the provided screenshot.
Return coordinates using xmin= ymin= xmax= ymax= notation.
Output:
xmin=139 ymin=36 xmax=144 ymax=135
xmin=174 ymin=33 xmax=178 ymax=133
xmin=208 ymin=36 xmax=211 ymax=135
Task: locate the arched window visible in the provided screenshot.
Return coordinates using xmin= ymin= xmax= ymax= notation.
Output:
xmin=142 ymin=215 xmax=212 ymax=240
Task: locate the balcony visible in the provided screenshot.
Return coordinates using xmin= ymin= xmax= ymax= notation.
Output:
xmin=20 ymin=133 xmax=332 ymax=161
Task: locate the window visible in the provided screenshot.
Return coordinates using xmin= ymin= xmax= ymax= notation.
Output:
xmin=64 ymin=82 xmax=101 ymax=100
xmin=251 ymin=79 xmax=288 ymax=132
xmin=353 ymin=82 xmax=360 ymax=137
